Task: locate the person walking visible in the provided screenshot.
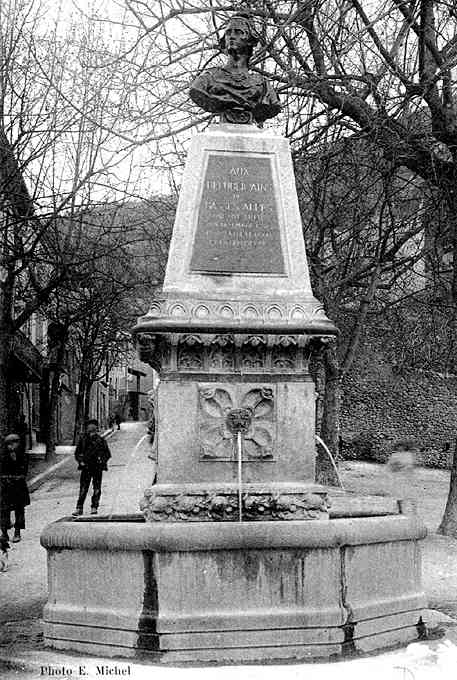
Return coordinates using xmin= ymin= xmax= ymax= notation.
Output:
xmin=386 ymin=438 xmax=417 ymax=508
xmin=114 ymin=414 xmax=121 ymax=431
xmin=72 ymin=419 xmax=111 ymax=516
xmin=0 ymin=433 xmax=30 ymax=543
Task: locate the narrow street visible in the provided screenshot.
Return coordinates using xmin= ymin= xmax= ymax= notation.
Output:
xmin=0 ymin=422 xmax=151 ymax=627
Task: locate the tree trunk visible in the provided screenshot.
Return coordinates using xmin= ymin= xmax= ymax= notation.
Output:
xmin=316 ymin=340 xmax=341 ymax=486
xmin=84 ymin=380 xmax=93 ymax=423
xmin=0 ymin=277 xmax=16 ymax=444
xmin=73 ymin=378 xmax=86 ymax=444
xmin=437 ymin=184 xmax=457 ymax=529
xmin=39 ymin=367 xmax=50 ymax=443
xmin=45 ymin=325 xmax=68 ymax=460
xmin=310 ymin=351 xmax=326 ymax=434
xmin=342 ymin=264 xmax=381 ymax=375
xmin=0 ymin=335 xmax=12 ymax=443
xmin=73 ymin=375 xmax=94 ymax=443
xmin=438 ymin=439 xmax=457 ymax=537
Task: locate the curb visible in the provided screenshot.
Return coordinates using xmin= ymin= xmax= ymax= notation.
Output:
xmin=28 ymin=429 xmax=115 ymax=494
xmin=28 ymin=457 xmax=70 ymax=493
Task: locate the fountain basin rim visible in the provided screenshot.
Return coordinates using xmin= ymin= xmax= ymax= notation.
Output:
xmin=40 ymin=515 xmax=426 ymax=552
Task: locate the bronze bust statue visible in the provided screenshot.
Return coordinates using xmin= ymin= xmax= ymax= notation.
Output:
xmin=189 ymin=14 xmax=281 ymax=125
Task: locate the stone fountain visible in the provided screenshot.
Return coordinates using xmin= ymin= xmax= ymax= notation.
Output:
xmin=40 ymin=12 xmax=427 ymax=663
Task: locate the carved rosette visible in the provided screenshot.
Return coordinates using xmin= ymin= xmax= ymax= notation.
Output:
xmin=140 ymin=486 xmax=329 ymax=522
xmin=198 ymin=384 xmax=275 ymax=461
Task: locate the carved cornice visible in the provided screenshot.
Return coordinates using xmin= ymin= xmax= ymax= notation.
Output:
xmin=135 ymin=331 xmax=330 ymax=376
xmin=133 ymin=295 xmax=338 ymax=337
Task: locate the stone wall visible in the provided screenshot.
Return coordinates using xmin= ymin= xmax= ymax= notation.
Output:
xmin=341 ymin=342 xmax=457 ymax=468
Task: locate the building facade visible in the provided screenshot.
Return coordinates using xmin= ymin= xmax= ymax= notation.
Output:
xmin=15 ymin=316 xmax=154 ymax=450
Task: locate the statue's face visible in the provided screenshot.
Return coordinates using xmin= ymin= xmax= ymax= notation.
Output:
xmin=224 ymin=19 xmax=251 ymax=54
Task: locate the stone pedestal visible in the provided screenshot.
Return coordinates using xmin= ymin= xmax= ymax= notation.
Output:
xmin=134 ymin=123 xmax=337 ymax=518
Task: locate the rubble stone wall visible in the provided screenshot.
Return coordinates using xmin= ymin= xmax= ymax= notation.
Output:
xmin=341 ymin=342 xmax=457 ymax=469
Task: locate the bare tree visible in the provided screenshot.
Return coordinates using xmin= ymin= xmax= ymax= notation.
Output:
xmin=8 ymin=2 xmax=454 ymax=501
xmin=0 ymin=0 xmax=170 ymax=447
xmin=298 ymin=134 xmax=427 ymax=480
xmin=40 ymin=199 xmax=172 ymax=456
xmin=113 ymin=2 xmax=457 ymax=499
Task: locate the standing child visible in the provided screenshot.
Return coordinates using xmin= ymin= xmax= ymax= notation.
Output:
xmin=72 ymin=419 xmax=111 ymax=516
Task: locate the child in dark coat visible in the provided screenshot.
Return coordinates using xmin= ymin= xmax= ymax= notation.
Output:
xmin=72 ymin=419 xmax=111 ymax=516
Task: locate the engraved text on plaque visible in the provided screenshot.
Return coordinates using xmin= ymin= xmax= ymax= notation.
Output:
xmin=190 ymin=154 xmax=285 ymax=274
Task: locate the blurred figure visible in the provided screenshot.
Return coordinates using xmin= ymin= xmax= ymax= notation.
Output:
xmin=387 ymin=439 xmax=417 ymax=509
xmin=388 ymin=439 xmax=416 ymax=472
xmin=114 ymin=414 xmax=121 ymax=431
xmin=0 ymin=433 xmax=30 ymax=543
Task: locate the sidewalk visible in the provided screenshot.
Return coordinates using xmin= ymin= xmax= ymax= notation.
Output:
xmin=2 ymin=444 xmax=457 ymax=678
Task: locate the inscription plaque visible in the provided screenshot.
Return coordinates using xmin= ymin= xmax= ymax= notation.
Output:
xmin=190 ymin=154 xmax=285 ymax=274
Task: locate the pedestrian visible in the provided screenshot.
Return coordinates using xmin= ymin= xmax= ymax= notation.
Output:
xmin=72 ymin=419 xmax=111 ymax=516
xmin=388 ymin=439 xmax=417 ymax=472
xmin=0 ymin=433 xmax=30 ymax=543
xmin=114 ymin=413 xmax=121 ymax=430
xmin=386 ymin=438 xmax=417 ymax=507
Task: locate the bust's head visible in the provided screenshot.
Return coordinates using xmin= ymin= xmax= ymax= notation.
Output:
xmin=219 ymin=14 xmax=258 ymax=60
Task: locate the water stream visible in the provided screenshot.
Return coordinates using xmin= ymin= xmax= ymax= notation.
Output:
xmin=101 ymin=429 xmax=342 ymax=521
xmin=237 ymin=432 xmax=243 ymax=523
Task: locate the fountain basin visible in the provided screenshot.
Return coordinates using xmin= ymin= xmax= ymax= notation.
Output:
xmin=40 ymin=512 xmax=427 ymax=663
